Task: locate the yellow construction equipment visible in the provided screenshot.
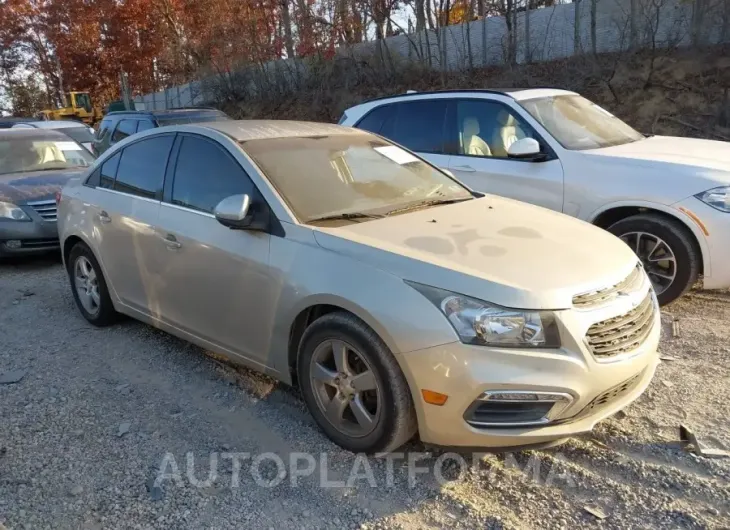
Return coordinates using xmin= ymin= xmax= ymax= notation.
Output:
xmin=38 ymin=92 xmax=103 ymax=126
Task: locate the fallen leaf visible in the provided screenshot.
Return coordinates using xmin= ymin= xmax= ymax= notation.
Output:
xmin=584 ymin=505 xmax=608 ymax=520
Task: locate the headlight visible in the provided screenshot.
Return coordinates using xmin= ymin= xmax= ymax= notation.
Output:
xmin=0 ymin=202 xmax=31 ymax=221
xmin=407 ymin=282 xmax=561 ymax=348
xmin=695 ymin=186 xmax=730 ymax=213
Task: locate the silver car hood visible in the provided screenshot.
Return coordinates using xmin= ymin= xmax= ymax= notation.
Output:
xmin=312 ymin=196 xmax=639 ymax=310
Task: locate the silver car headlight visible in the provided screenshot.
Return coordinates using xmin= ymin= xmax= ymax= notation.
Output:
xmin=0 ymin=201 xmax=31 ymax=221
xmin=695 ymin=186 xmax=730 ymax=213
xmin=407 ymin=282 xmax=561 ymax=348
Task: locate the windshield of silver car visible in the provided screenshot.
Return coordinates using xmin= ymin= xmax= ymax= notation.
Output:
xmin=520 ymin=95 xmax=644 ymax=150
xmin=0 ymin=137 xmax=94 ymax=175
xmin=241 ymin=134 xmax=473 ymax=222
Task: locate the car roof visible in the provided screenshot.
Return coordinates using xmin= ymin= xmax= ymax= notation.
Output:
xmin=104 ymin=107 xmax=226 ymax=120
xmin=0 ymin=128 xmax=71 ymax=141
xmin=351 ymin=88 xmax=578 ymax=107
xmin=198 ymin=119 xmax=366 ymax=141
xmin=12 ymin=120 xmax=89 ymax=129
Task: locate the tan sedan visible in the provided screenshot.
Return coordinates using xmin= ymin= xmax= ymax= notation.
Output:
xmin=58 ymin=120 xmax=660 ymax=453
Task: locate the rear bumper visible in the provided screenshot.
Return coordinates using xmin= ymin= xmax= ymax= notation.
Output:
xmin=396 ymin=311 xmax=660 ymax=449
xmin=672 ymin=198 xmax=730 ymax=289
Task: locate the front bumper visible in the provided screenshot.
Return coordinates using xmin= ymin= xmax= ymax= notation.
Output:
xmin=0 ymin=211 xmax=60 ymax=257
xmin=396 ymin=301 xmax=660 ymax=449
xmin=672 ymin=198 xmax=730 ymax=290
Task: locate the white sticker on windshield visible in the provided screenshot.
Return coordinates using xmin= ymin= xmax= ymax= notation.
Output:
xmin=55 ymin=141 xmax=82 ymax=151
xmin=374 ymin=145 xmax=419 ymax=165
xmin=592 ymin=104 xmax=615 ymax=118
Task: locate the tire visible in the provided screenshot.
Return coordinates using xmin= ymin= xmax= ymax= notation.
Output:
xmin=607 ymin=214 xmax=700 ymax=306
xmin=67 ymin=242 xmax=118 ymax=326
xmin=297 ymin=312 xmax=417 ymax=454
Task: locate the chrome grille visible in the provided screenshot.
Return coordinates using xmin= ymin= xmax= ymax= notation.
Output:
xmin=26 ymin=199 xmax=57 ymax=221
xmin=585 ymin=293 xmax=656 ymax=359
xmin=573 ymin=264 xmax=644 ymax=308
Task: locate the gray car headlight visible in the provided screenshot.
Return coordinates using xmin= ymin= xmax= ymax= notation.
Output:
xmin=0 ymin=202 xmax=31 ymax=221
xmin=407 ymin=282 xmax=561 ymax=348
xmin=695 ymin=186 xmax=730 ymax=213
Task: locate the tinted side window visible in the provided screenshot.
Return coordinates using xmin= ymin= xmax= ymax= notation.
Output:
xmin=114 ymin=136 xmax=174 ymax=198
xmin=171 ymin=136 xmax=254 ymax=213
xmin=354 ymin=106 xmax=391 ymax=134
xmin=99 ymin=153 xmax=120 ymax=189
xmin=96 ymin=119 xmax=113 ymax=140
xmin=112 ymin=119 xmax=138 ymax=143
xmin=136 ymin=120 xmax=155 ymax=132
xmin=389 ymin=100 xmax=448 ymax=153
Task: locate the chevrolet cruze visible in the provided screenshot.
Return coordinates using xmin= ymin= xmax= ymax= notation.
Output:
xmin=58 ymin=120 xmax=660 ymax=453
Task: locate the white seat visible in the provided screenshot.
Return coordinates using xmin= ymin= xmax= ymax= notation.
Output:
xmin=462 ymin=117 xmax=491 ymax=157
xmin=493 ymin=110 xmax=525 ymax=156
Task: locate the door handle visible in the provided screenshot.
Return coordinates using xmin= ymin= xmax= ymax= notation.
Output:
xmin=163 ymin=234 xmax=182 ymax=250
xmin=451 ymin=165 xmax=476 ymax=172
xmin=99 ymin=211 xmax=111 ymax=224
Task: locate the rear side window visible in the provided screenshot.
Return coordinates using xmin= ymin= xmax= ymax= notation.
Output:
xmin=112 ymin=119 xmax=138 ymax=143
xmin=99 ymin=153 xmax=121 ymax=189
xmin=171 ymin=136 xmax=254 ymax=213
xmin=114 ymin=136 xmax=174 ymax=199
xmin=355 ymin=106 xmax=392 ymax=134
xmin=388 ymin=100 xmax=448 ymax=153
xmin=136 ymin=120 xmax=155 ymax=132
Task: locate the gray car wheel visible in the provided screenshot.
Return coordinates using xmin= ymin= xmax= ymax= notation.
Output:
xmin=298 ymin=312 xmax=417 ymax=453
xmin=68 ymin=242 xmax=118 ymax=326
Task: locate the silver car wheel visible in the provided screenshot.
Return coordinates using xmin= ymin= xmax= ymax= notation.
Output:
xmin=619 ymin=231 xmax=677 ymax=295
xmin=309 ymin=339 xmax=381 ymax=438
xmin=74 ymin=256 xmax=101 ymax=315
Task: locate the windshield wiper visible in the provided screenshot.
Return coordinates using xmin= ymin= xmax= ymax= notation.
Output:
xmin=385 ymin=197 xmax=473 ymax=216
xmin=309 ymin=212 xmax=385 ymax=223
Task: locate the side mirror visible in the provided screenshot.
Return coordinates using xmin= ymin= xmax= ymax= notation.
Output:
xmin=507 ymin=138 xmax=546 ymax=161
xmin=214 ymin=194 xmax=268 ymax=231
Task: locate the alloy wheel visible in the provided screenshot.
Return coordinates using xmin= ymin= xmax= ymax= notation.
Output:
xmin=619 ymin=231 xmax=677 ymax=295
xmin=74 ymin=256 xmax=101 ymax=315
xmin=309 ymin=339 xmax=381 ymax=438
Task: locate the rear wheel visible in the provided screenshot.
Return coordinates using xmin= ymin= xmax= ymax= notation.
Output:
xmin=298 ymin=312 xmax=417 ymax=453
xmin=68 ymin=242 xmax=118 ymax=326
xmin=608 ymin=214 xmax=700 ymax=305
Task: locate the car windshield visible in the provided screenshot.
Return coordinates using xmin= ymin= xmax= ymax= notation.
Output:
xmin=0 ymin=137 xmax=95 ymax=175
xmin=59 ymin=127 xmax=94 ymax=145
xmin=520 ymin=95 xmax=644 ymax=150
xmin=241 ymin=134 xmax=473 ymax=222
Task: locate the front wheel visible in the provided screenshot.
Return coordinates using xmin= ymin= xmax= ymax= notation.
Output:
xmin=608 ymin=214 xmax=700 ymax=305
xmin=298 ymin=312 xmax=417 ymax=453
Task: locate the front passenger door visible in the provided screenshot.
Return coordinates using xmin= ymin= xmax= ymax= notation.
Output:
xmin=448 ymin=100 xmax=565 ymax=212
xmin=153 ymin=134 xmax=276 ymax=367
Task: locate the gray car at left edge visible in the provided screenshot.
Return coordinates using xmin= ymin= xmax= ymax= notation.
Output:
xmin=0 ymin=128 xmax=95 ymax=256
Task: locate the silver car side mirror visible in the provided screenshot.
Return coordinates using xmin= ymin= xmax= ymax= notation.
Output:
xmin=214 ymin=194 xmax=252 ymax=229
xmin=507 ymin=137 xmax=545 ymax=161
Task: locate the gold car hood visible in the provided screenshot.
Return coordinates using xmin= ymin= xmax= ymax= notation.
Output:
xmin=312 ymin=196 xmax=639 ymax=310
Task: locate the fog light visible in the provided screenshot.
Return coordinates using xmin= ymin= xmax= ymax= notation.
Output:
xmin=464 ymin=390 xmax=574 ymax=427
xmin=5 ymin=240 xmax=21 ymax=249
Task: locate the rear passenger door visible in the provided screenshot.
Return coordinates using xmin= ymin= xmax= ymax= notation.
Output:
xmin=355 ymin=100 xmax=452 ymax=171
xmin=152 ymin=134 xmax=274 ymax=366
xmin=87 ymin=134 xmax=175 ymax=314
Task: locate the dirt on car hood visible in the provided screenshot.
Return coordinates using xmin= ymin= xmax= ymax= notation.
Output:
xmin=312 ymin=195 xmax=639 ymax=310
xmin=0 ymin=168 xmax=86 ymax=204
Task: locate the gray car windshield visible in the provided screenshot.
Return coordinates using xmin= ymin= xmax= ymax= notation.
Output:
xmin=520 ymin=95 xmax=644 ymax=150
xmin=60 ymin=127 xmax=95 ymax=145
xmin=0 ymin=137 xmax=95 ymax=175
xmin=241 ymin=134 xmax=473 ymax=222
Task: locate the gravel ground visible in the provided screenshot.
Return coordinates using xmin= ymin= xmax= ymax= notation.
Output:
xmin=1 ymin=258 xmax=729 ymax=530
